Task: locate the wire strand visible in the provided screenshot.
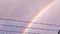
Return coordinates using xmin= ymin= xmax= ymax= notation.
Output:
xmin=0 ymin=18 xmax=60 ymax=27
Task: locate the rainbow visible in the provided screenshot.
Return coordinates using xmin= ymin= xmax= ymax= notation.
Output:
xmin=22 ymin=0 xmax=56 ymax=34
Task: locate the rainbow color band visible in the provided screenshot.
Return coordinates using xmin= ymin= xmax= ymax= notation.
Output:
xmin=22 ymin=0 xmax=56 ymax=34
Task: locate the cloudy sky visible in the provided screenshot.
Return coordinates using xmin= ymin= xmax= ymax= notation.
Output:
xmin=0 ymin=0 xmax=60 ymax=34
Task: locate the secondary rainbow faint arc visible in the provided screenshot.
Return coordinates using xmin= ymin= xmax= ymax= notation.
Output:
xmin=22 ymin=0 xmax=56 ymax=34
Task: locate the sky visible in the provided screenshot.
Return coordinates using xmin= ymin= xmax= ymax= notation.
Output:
xmin=0 ymin=0 xmax=60 ymax=34
xmin=26 ymin=0 xmax=60 ymax=34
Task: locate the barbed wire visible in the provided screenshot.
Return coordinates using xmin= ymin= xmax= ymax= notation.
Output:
xmin=0 ymin=30 xmax=40 ymax=34
xmin=0 ymin=24 xmax=58 ymax=31
xmin=0 ymin=18 xmax=59 ymax=34
xmin=0 ymin=18 xmax=60 ymax=27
